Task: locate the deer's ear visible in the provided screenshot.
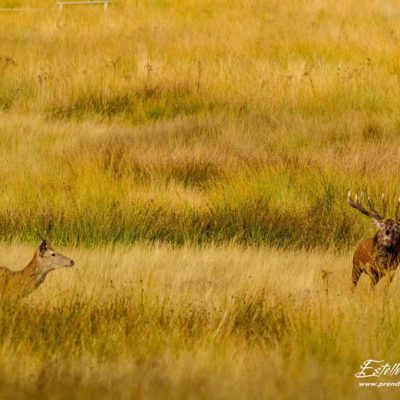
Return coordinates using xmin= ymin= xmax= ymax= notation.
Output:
xmin=372 ymin=219 xmax=385 ymax=230
xmin=39 ymin=240 xmax=47 ymax=255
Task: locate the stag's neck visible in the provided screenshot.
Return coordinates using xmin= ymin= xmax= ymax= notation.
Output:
xmin=21 ymin=256 xmax=49 ymax=288
xmin=371 ymin=235 xmax=400 ymax=271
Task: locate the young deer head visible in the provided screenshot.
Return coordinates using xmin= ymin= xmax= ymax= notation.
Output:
xmin=36 ymin=240 xmax=75 ymax=272
xmin=0 ymin=240 xmax=75 ymax=300
xmin=348 ymin=192 xmax=400 ymax=249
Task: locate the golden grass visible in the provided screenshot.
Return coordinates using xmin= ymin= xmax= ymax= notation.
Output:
xmin=2 ymin=1 xmax=400 ymax=246
xmin=2 ymin=242 xmax=399 ymax=399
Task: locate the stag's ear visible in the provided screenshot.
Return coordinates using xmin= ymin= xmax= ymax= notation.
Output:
xmin=372 ymin=219 xmax=385 ymax=230
xmin=38 ymin=240 xmax=48 ymax=255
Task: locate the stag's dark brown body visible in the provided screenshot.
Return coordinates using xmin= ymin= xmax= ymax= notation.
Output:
xmin=352 ymin=235 xmax=400 ymax=288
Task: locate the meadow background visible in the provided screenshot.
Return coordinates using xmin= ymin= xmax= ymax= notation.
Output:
xmin=1 ymin=0 xmax=400 ymax=398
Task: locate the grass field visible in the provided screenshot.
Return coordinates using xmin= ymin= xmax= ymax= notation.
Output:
xmin=2 ymin=0 xmax=400 ymax=398
xmin=0 ymin=242 xmax=398 ymax=400
xmin=2 ymin=0 xmax=400 ymax=248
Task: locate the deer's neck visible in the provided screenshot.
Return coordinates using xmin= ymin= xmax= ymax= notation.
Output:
xmin=22 ymin=256 xmax=50 ymax=289
xmin=373 ymin=234 xmax=399 ymax=254
xmin=372 ymin=235 xmax=400 ymax=270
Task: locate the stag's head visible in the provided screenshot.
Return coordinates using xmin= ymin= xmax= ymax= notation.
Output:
xmin=35 ymin=240 xmax=75 ymax=272
xmin=348 ymin=192 xmax=400 ymax=249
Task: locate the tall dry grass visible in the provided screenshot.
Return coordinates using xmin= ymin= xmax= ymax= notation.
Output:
xmin=1 ymin=1 xmax=400 ymax=247
xmin=0 ymin=242 xmax=397 ymax=400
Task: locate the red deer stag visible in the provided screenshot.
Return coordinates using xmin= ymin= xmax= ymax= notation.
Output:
xmin=0 ymin=240 xmax=74 ymax=299
xmin=348 ymin=192 xmax=400 ymax=289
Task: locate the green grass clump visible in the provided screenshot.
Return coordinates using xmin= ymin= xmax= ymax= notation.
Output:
xmin=0 ymin=112 xmax=398 ymax=248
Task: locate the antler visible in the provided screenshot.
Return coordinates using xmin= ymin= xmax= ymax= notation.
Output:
xmin=347 ymin=192 xmax=384 ymax=220
xmin=367 ymin=196 xmax=381 ymax=217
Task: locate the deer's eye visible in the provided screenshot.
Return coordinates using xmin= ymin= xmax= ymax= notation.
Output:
xmin=51 ymin=253 xmax=56 ymax=257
